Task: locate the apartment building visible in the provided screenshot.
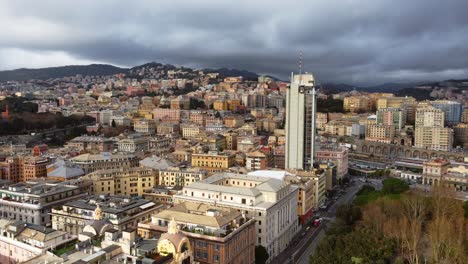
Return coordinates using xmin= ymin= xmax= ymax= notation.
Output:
xmin=415 ymin=106 xmax=453 ymax=151
xmin=315 ymin=147 xmax=349 ymax=179
xmin=191 ymin=151 xmax=236 ymax=174
xmin=51 ymin=195 xmax=163 ymax=235
xmin=0 ymin=181 xmax=87 ymax=226
xmin=82 ymin=167 xmax=158 ymax=197
xmin=365 ymin=124 xmax=396 ymax=143
xmin=69 ymin=152 xmax=139 ymax=173
xmin=0 ymin=156 xmax=51 ymax=183
xmin=343 ymin=96 xmax=371 ymax=113
xmin=117 ymin=134 xmax=150 ymax=153
xmin=173 ymin=173 xmax=299 ymax=259
xmin=158 ymin=167 xmax=207 ymax=187
xmin=134 ymin=119 xmax=157 ymax=134
xmin=66 ymin=135 xmax=115 ymax=152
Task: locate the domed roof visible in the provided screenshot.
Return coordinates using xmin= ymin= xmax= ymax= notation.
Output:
xmin=83 ymin=218 xmax=112 ymax=236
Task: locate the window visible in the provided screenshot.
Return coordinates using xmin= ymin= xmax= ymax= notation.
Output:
xmin=259 ymin=229 xmax=262 ymax=233
xmin=258 ymin=212 xmax=262 ymax=216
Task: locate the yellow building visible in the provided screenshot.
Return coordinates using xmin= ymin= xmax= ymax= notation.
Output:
xmin=159 ymin=167 xmax=207 ymax=187
xmin=226 ymin=99 xmax=241 ymax=111
xmin=191 ymin=151 xmax=235 ymax=173
xmin=83 ymin=167 xmax=158 ymax=196
xmin=343 ymin=96 xmax=371 ymax=113
xmin=181 ymin=124 xmax=202 ymax=138
xmin=213 ymin=100 xmax=228 ymax=111
xmin=365 ymin=124 xmax=395 ymax=143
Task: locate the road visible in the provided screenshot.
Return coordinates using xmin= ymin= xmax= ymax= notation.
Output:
xmin=271 ymin=180 xmax=365 ymax=264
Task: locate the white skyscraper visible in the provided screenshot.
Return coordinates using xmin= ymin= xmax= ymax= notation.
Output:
xmin=285 ymin=73 xmax=317 ymax=170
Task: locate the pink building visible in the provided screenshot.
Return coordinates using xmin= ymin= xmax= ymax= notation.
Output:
xmin=315 ymin=147 xmax=349 ymax=179
xmin=153 ymin=108 xmax=181 ymax=122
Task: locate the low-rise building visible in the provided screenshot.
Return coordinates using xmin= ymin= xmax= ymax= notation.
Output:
xmin=0 ymin=220 xmax=73 ymax=263
xmin=159 ymin=167 xmax=207 ymax=187
xmin=70 ymin=152 xmax=139 ymax=174
xmin=0 ymin=181 xmax=87 ymax=226
xmin=82 ymin=167 xmax=159 ymax=197
xmin=138 ymin=202 xmax=256 ymax=264
xmin=51 ymin=195 xmax=163 ymax=235
xmin=191 ymin=151 xmax=235 ymax=174
xmin=134 ymin=119 xmax=157 ymax=134
xmin=66 ymin=136 xmax=115 ymax=152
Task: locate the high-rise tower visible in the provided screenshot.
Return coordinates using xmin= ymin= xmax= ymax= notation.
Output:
xmin=285 ymin=73 xmax=317 ymax=170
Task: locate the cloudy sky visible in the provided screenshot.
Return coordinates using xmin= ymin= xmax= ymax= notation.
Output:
xmin=0 ymin=0 xmax=467 ymax=85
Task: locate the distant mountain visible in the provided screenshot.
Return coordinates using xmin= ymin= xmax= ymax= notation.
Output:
xmin=0 ymin=64 xmax=128 ymax=82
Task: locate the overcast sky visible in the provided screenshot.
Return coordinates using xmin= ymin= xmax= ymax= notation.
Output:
xmin=0 ymin=0 xmax=467 ymax=85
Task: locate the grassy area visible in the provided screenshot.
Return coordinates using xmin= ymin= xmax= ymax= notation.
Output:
xmin=52 ymin=243 xmax=76 ymax=256
xmin=354 ymin=178 xmax=407 ymax=206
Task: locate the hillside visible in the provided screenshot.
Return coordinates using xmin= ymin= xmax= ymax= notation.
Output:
xmin=0 ymin=64 xmax=128 ymax=82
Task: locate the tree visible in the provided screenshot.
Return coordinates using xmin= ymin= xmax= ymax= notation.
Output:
xmin=336 ymin=204 xmax=362 ymax=226
xmin=382 ymin=178 xmax=409 ymax=195
xmin=255 ymin=246 xmax=269 ymax=264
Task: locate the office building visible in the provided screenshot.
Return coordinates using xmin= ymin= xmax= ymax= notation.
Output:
xmin=285 ymin=73 xmax=317 ymax=170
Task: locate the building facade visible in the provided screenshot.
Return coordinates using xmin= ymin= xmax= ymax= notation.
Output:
xmin=285 ymin=73 xmax=317 ymax=170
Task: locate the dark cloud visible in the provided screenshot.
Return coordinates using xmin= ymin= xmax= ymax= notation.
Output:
xmin=0 ymin=0 xmax=468 ymax=85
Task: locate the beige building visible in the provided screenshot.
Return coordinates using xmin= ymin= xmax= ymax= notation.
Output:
xmin=70 ymin=152 xmax=139 ymax=174
xmin=365 ymin=124 xmax=395 ymax=143
xmin=83 ymin=167 xmax=158 ymax=197
xmin=377 ymin=96 xmax=416 ymax=124
xmin=343 ymin=96 xmax=371 ymax=113
xmin=51 ymin=195 xmax=163 ymax=235
xmin=224 ymin=115 xmax=245 ymax=128
xmin=173 ymin=173 xmax=299 ymax=259
xmin=191 ymin=151 xmax=235 ymax=173
xmin=134 ymin=119 xmax=157 ymax=134
xmin=415 ymin=106 xmax=453 ymax=151
xmin=138 ymin=202 xmax=256 ymax=264
xmin=159 ymin=167 xmax=207 ymax=187
xmin=316 ymin=112 xmax=328 ymax=130
xmin=181 ymin=124 xmax=202 ymax=138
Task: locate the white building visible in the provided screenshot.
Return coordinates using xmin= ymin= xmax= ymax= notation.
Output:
xmin=173 ymin=172 xmax=299 ymax=259
xmin=285 ymin=73 xmax=317 ymax=170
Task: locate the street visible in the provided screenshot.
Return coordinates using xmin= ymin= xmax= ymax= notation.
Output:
xmin=271 ymin=180 xmax=365 ymax=264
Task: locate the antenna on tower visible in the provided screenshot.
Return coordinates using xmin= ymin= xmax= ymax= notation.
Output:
xmin=299 ymin=51 xmax=303 ymax=76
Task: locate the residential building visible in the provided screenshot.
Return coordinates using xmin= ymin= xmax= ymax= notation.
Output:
xmin=134 ymin=119 xmax=157 ymax=134
xmin=246 ymin=150 xmax=271 ymax=171
xmin=285 ymin=73 xmax=317 ymax=170
xmin=377 ymin=96 xmax=417 ymax=124
xmin=191 ymin=151 xmax=235 ymax=173
xmin=51 ymin=195 xmax=163 ymax=235
xmin=0 ymin=181 xmax=87 ymax=226
xmin=376 ymin=107 xmax=406 ymax=131
xmin=315 ymin=147 xmax=349 ymax=179
xmin=415 ymin=106 xmax=453 ymax=151
xmin=138 ymin=202 xmax=256 ymax=264
xmin=343 ymin=96 xmax=371 ymax=113
xmin=70 ymin=152 xmax=139 ymax=174
xmin=173 ymin=173 xmax=299 ymax=259
xmin=181 ymin=124 xmax=202 ymax=138
xmin=117 ymin=134 xmax=150 ymax=153
xmin=453 ymin=123 xmax=468 ymax=149
xmin=431 ymin=100 xmax=462 ymax=126
xmin=365 ymin=124 xmax=396 ymax=143
xmin=143 ymin=186 xmax=182 ymax=205
xmin=0 ymin=220 xmax=73 ymax=264
xmin=82 ymin=167 xmax=158 ymax=197
xmin=66 ymin=136 xmax=115 ymax=152
xmin=159 ymin=167 xmax=207 ymax=187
